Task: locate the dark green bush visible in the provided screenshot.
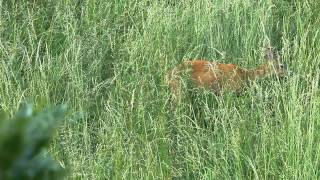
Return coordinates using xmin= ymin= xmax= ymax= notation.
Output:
xmin=0 ymin=104 xmax=66 ymax=180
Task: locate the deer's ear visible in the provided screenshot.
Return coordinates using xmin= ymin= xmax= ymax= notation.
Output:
xmin=264 ymin=47 xmax=280 ymax=61
xmin=264 ymin=47 xmax=274 ymax=60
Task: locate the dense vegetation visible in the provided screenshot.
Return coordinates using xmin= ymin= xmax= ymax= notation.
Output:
xmin=0 ymin=104 xmax=66 ymax=180
xmin=0 ymin=0 xmax=319 ymax=179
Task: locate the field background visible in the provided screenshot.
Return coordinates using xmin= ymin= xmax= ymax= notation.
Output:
xmin=1 ymin=0 xmax=320 ymax=179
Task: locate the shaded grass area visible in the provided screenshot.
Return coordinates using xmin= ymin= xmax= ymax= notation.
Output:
xmin=0 ymin=0 xmax=319 ymax=179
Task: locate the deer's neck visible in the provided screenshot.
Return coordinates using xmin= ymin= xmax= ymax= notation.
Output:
xmin=246 ymin=64 xmax=271 ymax=81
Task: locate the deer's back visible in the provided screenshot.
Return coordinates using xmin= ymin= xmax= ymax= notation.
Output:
xmin=172 ymin=60 xmax=248 ymax=93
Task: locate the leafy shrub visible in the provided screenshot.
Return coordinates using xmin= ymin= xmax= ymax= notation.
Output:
xmin=0 ymin=104 xmax=66 ymax=180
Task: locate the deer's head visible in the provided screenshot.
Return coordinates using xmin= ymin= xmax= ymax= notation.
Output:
xmin=264 ymin=46 xmax=287 ymax=77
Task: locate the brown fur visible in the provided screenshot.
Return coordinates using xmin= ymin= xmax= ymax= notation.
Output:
xmin=167 ymin=48 xmax=287 ymax=104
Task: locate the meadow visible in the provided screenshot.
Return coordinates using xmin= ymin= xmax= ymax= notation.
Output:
xmin=0 ymin=0 xmax=319 ymax=179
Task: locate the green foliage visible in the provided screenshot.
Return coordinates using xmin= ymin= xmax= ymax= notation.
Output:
xmin=0 ymin=0 xmax=320 ymax=179
xmin=0 ymin=104 xmax=66 ymax=180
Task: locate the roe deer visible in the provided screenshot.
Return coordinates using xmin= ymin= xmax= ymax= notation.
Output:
xmin=167 ymin=46 xmax=287 ymax=104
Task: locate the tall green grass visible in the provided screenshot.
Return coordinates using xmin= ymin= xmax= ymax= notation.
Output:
xmin=0 ymin=0 xmax=319 ymax=179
